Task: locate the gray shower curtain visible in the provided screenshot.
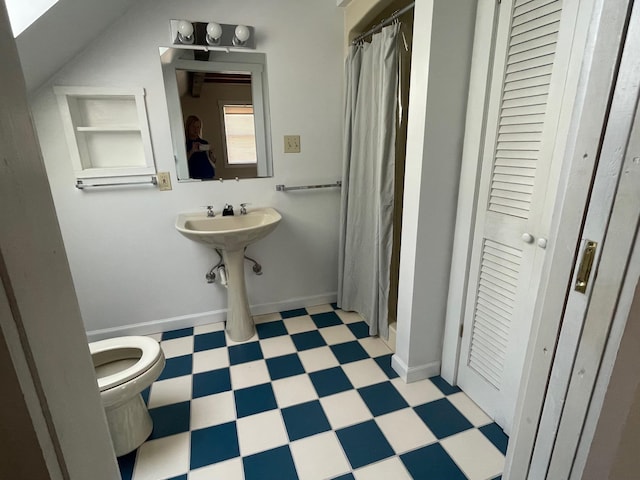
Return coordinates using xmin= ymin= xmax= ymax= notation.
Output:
xmin=338 ymin=23 xmax=399 ymax=339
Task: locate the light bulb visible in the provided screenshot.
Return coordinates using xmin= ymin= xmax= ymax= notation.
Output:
xmin=206 ymin=22 xmax=222 ymax=40
xmin=234 ymin=25 xmax=250 ymax=43
xmin=177 ymin=20 xmax=194 ymax=38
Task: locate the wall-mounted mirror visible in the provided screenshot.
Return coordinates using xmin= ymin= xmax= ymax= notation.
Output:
xmin=160 ymin=48 xmax=273 ymax=181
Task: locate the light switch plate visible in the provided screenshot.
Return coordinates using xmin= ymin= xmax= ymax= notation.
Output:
xmin=157 ymin=172 xmax=172 ymax=191
xmin=284 ymin=135 xmax=301 ymax=153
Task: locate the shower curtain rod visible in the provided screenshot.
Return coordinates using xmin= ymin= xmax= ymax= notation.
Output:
xmin=351 ymin=1 xmax=415 ymax=45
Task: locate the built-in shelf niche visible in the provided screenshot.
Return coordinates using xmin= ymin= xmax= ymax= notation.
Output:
xmin=54 ymin=86 xmax=156 ymax=185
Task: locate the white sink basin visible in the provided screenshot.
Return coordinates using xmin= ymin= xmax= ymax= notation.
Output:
xmin=175 ymin=207 xmax=281 ymax=250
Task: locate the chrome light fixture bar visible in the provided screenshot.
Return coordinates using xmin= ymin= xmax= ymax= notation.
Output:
xmin=170 ymin=20 xmax=255 ymax=50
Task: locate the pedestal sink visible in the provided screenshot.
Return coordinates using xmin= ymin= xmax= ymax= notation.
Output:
xmin=175 ymin=207 xmax=282 ymax=341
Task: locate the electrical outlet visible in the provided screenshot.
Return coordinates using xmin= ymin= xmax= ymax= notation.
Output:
xmin=157 ymin=172 xmax=172 ymax=191
xmin=284 ymin=135 xmax=301 ymax=153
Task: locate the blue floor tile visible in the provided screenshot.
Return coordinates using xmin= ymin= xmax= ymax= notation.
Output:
xmin=228 ymin=342 xmax=263 ymax=365
xmin=266 ymin=353 xmax=305 ymax=380
xmin=311 ymin=311 xmax=343 ymax=328
xmin=331 ymin=474 xmax=355 ymax=480
xmin=256 ymin=320 xmax=288 ymax=339
xmin=162 ymin=327 xmax=193 ymax=340
xmin=336 ymin=420 xmax=394 ymax=469
xmin=330 ymin=302 xmax=338 ymax=309
xmin=346 ymin=321 xmax=370 ymax=338
xmin=281 ymin=400 xmax=331 ymax=441
xmin=234 ymin=383 xmax=278 ymax=418
xmin=192 ymin=368 xmax=231 ymax=398
xmin=243 ymin=445 xmax=298 ymax=480
xmin=190 ymin=422 xmax=240 ymax=470
xmin=374 ymin=354 xmax=399 ymax=379
xmin=400 ymin=443 xmax=467 ymax=480
xmin=330 ymin=341 xmax=369 ymax=364
xmin=117 ymin=449 xmax=136 ymax=480
xmin=358 ymin=382 xmax=408 ymax=416
xmin=429 ymin=375 xmax=462 ymax=395
xmin=291 ymin=330 xmax=327 ymax=351
xmin=158 ymin=354 xmax=193 ymax=381
xmin=309 ymin=367 xmax=353 ymax=397
xmin=148 ymin=401 xmax=191 ymax=440
xmin=280 ymin=308 xmax=308 ymax=319
xmin=141 ymin=386 xmax=151 ymax=405
xmin=194 ymin=331 xmax=226 ymax=352
xmin=480 ymin=423 xmax=509 ymax=455
xmin=414 ymin=398 xmax=473 ymax=439
xmin=167 ymin=476 xmax=187 ymax=480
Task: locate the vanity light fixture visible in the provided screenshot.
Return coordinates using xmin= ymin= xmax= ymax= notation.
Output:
xmin=233 ymin=25 xmax=250 ymax=46
xmin=176 ymin=20 xmax=194 ymax=44
xmin=170 ymin=20 xmax=255 ymax=49
xmin=206 ymin=22 xmax=222 ymax=45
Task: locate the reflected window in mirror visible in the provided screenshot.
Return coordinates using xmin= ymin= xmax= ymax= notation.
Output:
xmin=160 ymin=48 xmax=273 ymax=182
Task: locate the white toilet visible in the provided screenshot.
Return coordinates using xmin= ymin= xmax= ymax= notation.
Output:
xmin=89 ymin=336 xmax=165 ymax=456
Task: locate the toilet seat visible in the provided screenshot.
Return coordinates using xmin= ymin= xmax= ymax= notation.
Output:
xmin=89 ymin=336 xmax=162 ymax=392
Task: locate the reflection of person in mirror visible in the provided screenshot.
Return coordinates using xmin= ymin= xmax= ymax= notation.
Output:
xmin=185 ymin=115 xmax=216 ymax=179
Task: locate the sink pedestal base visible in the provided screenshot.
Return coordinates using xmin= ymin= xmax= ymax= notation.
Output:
xmin=222 ymin=248 xmax=256 ymax=342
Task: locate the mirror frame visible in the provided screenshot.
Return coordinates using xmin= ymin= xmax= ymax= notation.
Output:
xmin=160 ymin=49 xmax=273 ymax=180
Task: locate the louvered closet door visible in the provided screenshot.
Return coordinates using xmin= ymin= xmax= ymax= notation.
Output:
xmin=457 ymin=0 xmax=575 ymax=433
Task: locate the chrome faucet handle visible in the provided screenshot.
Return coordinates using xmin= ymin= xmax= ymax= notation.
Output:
xmin=240 ymin=203 xmax=250 ymax=215
xmin=202 ymin=205 xmax=215 ymax=217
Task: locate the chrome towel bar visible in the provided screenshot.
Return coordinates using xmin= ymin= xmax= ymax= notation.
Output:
xmin=76 ymin=177 xmax=158 ymax=189
xmin=275 ymin=180 xmax=342 ymax=192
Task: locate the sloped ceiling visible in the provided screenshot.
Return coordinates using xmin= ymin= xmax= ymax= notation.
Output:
xmin=15 ymin=0 xmax=140 ymax=93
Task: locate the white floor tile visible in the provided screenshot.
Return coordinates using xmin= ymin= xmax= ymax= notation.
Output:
xmin=391 ymin=377 xmax=445 ymax=406
xmin=259 ymin=335 xmax=297 ymax=359
xmin=353 ymin=456 xmax=412 ymax=480
xmin=147 ymin=376 xmax=192 ymax=409
xmin=298 ymin=346 xmax=339 ymax=373
xmin=320 ymin=390 xmax=372 ymax=429
xmin=358 ymin=337 xmax=392 ymax=358
xmin=160 ymin=336 xmax=194 ymax=359
xmin=319 ymin=325 xmax=357 ymax=345
xmin=441 ymin=429 xmax=505 ymax=480
xmin=230 ymin=360 xmax=271 ymax=389
xmin=192 ymin=347 xmax=229 ymax=374
xmin=305 ymin=304 xmax=335 ymax=315
xmin=147 ymin=333 xmax=162 ymax=342
xmin=272 ymin=374 xmax=318 ymax=408
xmin=375 ymin=408 xmax=436 ymax=454
xmin=283 ymin=315 xmax=317 ymax=334
xmin=253 ymin=312 xmax=281 ymax=324
xmin=290 ymin=431 xmax=351 ymax=480
xmin=193 ymin=322 xmax=225 ymax=335
xmin=447 ymin=392 xmax=493 ymax=427
xmin=132 ymin=432 xmax=190 ymax=480
xmin=190 ymin=391 xmax=236 ymax=430
xmin=236 ymin=410 xmax=288 ymax=456
xmin=342 ymin=359 xmax=389 ymax=388
xmin=188 ymin=457 xmax=244 ymax=480
xmin=335 ymin=310 xmax=363 ymax=324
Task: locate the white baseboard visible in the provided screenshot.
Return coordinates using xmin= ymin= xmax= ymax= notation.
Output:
xmin=391 ymin=354 xmax=441 ymax=383
xmin=86 ymin=292 xmax=337 ymax=342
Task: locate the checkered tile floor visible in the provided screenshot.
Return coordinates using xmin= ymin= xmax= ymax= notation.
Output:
xmin=117 ymin=304 xmax=508 ymax=480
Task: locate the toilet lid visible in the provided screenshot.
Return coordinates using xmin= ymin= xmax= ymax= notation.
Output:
xmin=89 ymin=336 xmax=163 ymax=392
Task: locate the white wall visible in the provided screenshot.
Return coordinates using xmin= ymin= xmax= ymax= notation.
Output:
xmin=29 ymin=0 xmax=345 ymax=336
xmin=393 ymin=0 xmax=476 ymax=381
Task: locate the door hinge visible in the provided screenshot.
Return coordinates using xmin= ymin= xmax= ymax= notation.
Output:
xmin=459 ymin=324 xmax=464 ymax=338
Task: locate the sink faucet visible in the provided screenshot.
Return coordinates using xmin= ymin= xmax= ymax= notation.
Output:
xmin=206 ymin=205 xmax=215 ymax=217
xmin=240 ymin=203 xmax=249 ymax=215
xmin=222 ymin=204 xmax=234 ymax=216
